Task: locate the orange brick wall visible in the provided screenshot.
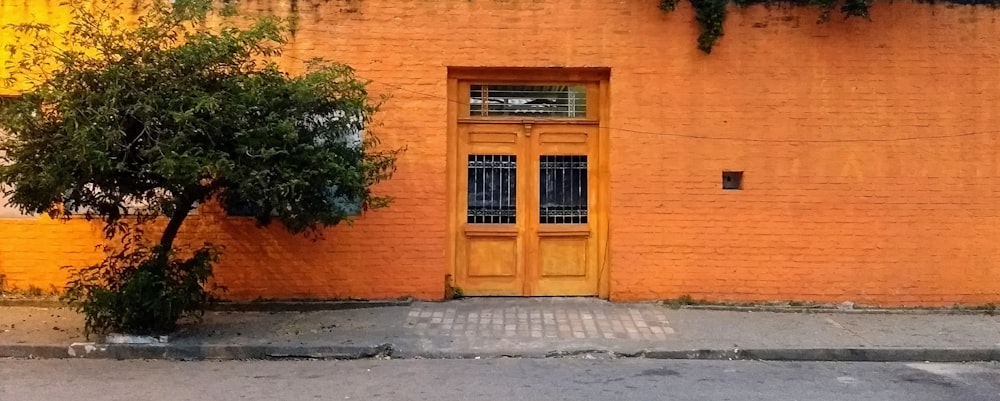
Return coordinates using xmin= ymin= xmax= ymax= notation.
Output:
xmin=2 ymin=0 xmax=999 ymax=306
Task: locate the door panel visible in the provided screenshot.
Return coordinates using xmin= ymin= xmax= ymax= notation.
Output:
xmin=466 ymin=238 xmax=517 ymax=277
xmin=528 ymin=125 xmax=599 ymax=296
xmin=455 ymin=120 xmax=599 ymax=296
xmin=539 ymin=238 xmax=588 ymax=277
xmin=456 ymin=125 xmax=525 ymax=296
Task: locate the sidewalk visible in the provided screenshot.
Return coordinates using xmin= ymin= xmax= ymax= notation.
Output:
xmin=2 ymin=298 xmax=999 ymax=361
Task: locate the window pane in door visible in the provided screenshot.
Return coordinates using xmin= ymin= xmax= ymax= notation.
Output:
xmin=539 ymin=155 xmax=587 ymax=224
xmin=467 ymin=154 xmax=517 ymax=224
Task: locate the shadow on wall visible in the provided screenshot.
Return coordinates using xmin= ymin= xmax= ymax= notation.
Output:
xmin=171 ymin=204 xmax=354 ymax=300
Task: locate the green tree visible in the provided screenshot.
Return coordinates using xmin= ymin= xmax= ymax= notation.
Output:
xmin=0 ymin=0 xmax=399 ymax=335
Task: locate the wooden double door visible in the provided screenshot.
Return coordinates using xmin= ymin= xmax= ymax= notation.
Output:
xmin=454 ymin=121 xmax=601 ymax=296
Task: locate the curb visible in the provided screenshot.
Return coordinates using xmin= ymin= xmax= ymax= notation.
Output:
xmin=0 ymin=343 xmax=392 ymax=360
xmin=676 ymin=305 xmax=998 ymax=315
xmin=7 ymin=344 xmax=996 ymax=362
xmin=396 ymin=348 xmax=1000 ymax=362
xmin=0 ymin=345 xmax=71 ymax=359
xmin=640 ymin=348 xmax=1000 ymax=362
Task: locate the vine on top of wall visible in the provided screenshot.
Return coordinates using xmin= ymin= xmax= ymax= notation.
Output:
xmin=660 ymin=0 xmax=998 ymax=54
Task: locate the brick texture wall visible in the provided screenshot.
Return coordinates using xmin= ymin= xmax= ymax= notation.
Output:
xmin=1 ymin=0 xmax=998 ymax=305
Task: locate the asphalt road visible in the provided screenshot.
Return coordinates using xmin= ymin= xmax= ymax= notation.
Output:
xmin=1 ymin=358 xmax=998 ymax=401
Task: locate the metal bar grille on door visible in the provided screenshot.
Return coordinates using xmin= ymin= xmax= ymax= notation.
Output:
xmin=467 ymin=155 xmax=517 ymax=224
xmin=539 ymin=155 xmax=588 ymax=224
xmin=469 ymin=85 xmax=587 ymax=118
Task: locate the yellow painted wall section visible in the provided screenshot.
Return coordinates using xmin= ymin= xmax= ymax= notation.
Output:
xmin=0 ymin=0 xmax=75 ymax=95
xmin=1 ymin=0 xmax=999 ymax=305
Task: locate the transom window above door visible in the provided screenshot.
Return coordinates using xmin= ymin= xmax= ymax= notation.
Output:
xmin=469 ymin=84 xmax=588 ymax=118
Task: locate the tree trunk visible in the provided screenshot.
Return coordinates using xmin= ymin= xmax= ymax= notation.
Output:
xmin=156 ymin=196 xmax=195 ymax=262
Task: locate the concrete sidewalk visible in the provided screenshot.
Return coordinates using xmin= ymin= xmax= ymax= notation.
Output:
xmin=1 ymin=298 xmax=999 ymax=361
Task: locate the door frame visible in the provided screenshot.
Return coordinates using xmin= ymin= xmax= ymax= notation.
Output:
xmin=446 ymin=67 xmax=611 ymax=298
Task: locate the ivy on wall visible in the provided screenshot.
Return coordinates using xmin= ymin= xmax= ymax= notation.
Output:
xmin=660 ymin=0 xmax=997 ymax=53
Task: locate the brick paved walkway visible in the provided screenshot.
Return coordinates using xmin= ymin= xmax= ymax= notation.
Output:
xmin=405 ymin=298 xmax=673 ymax=342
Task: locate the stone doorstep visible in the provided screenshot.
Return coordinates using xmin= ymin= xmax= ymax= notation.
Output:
xmin=405 ymin=303 xmax=674 ymax=342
